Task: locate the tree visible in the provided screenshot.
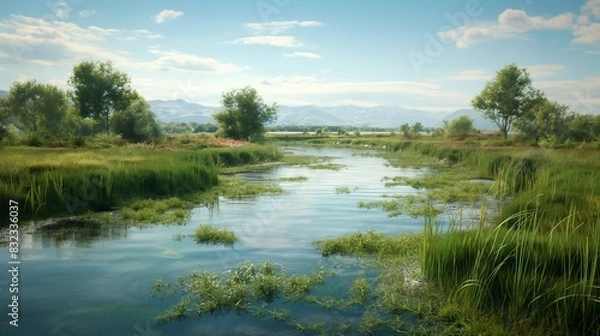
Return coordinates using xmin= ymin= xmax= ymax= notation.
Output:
xmin=0 ymin=97 xmax=10 ymax=141
xmin=69 ymin=61 xmax=133 ymax=134
xmin=514 ymin=99 xmax=569 ymax=143
xmin=111 ymin=94 xmax=162 ymax=142
xmin=472 ymin=63 xmax=544 ymax=139
xmin=399 ymin=123 xmax=411 ymax=137
xmin=5 ymin=80 xmax=67 ymax=138
xmin=213 ymin=86 xmax=277 ymax=141
xmin=566 ymin=113 xmax=594 ymax=142
xmin=411 ymin=122 xmax=424 ymax=135
xmin=446 ymin=115 xmax=475 ymax=139
xmin=593 ymin=115 xmax=600 ymax=139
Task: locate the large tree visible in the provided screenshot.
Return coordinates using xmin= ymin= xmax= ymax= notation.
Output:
xmin=69 ymin=61 xmax=132 ymax=134
xmin=5 ymin=80 xmax=67 ymax=138
xmin=514 ymin=99 xmax=569 ymax=143
xmin=472 ymin=64 xmax=544 ymax=139
xmin=213 ymin=86 xmax=277 ymax=141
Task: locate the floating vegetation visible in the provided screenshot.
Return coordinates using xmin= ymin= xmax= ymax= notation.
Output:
xmin=308 ymin=162 xmax=345 ymax=170
xmin=358 ymin=195 xmax=443 ymax=218
xmin=191 ymin=224 xmax=237 ymax=246
xmin=335 ymin=186 xmax=351 ymax=194
xmin=279 ymin=176 xmax=308 ymax=182
xmin=120 ymin=197 xmax=193 ymax=225
xmin=151 ymin=260 xmax=332 ymax=325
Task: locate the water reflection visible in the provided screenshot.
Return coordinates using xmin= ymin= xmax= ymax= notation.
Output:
xmin=24 ymin=220 xmax=130 ymax=249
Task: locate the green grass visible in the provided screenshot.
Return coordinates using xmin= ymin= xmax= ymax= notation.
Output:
xmin=308 ymin=162 xmax=345 ymax=170
xmin=191 ymin=224 xmax=238 ymax=246
xmin=423 ymin=213 xmax=600 ymax=335
xmin=335 ymin=186 xmax=351 ymax=194
xmin=279 ymin=176 xmax=308 ymax=182
xmin=151 ymin=260 xmax=331 ymax=325
xmin=0 ymin=144 xmax=282 ymax=226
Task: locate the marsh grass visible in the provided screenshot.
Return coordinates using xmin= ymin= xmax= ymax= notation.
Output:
xmin=191 ymin=224 xmax=237 ymax=246
xmin=358 ymin=195 xmax=443 ymax=218
xmin=0 ymin=145 xmax=281 ymax=226
xmin=335 ymin=186 xmax=351 ymax=194
xmin=423 ymin=212 xmax=600 ymax=335
xmin=279 ymin=176 xmax=308 ymax=182
xmin=151 ymin=260 xmax=331 ymax=325
xmin=308 ymin=162 xmax=345 ymax=170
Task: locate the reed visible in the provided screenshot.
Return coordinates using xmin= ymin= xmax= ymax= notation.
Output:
xmin=0 ymin=145 xmax=282 ymax=226
xmin=422 ymin=211 xmax=600 ymax=335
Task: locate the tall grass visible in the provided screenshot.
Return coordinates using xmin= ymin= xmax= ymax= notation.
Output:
xmin=0 ymin=145 xmax=281 ymax=226
xmin=423 ymin=212 xmax=600 ymax=335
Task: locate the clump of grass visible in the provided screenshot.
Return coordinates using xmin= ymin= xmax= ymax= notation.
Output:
xmin=197 ymin=176 xmax=282 ymax=203
xmin=279 ymin=176 xmax=308 ymax=182
xmin=313 ymin=230 xmax=422 ymax=259
xmin=151 ymin=260 xmax=331 ymax=325
xmin=120 ymin=197 xmax=193 ymax=224
xmin=308 ymin=162 xmax=345 ymax=170
xmin=358 ymin=195 xmax=442 ymax=218
xmin=335 ymin=186 xmax=351 ymax=194
xmin=191 ymin=224 xmax=237 ymax=246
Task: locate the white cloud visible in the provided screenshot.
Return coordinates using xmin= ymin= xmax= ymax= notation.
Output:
xmin=537 ymin=76 xmax=600 ymax=113
xmin=573 ymin=22 xmax=600 ymax=44
xmin=438 ymin=9 xmax=574 ymax=48
xmin=245 ymin=20 xmax=322 ymax=34
xmin=233 ymin=35 xmax=303 ymax=47
xmin=54 ymin=1 xmax=72 ymax=19
xmin=524 ymin=64 xmax=565 ymax=78
xmin=78 ymin=10 xmax=97 ymax=18
xmin=571 ymin=1 xmax=600 ymax=45
xmin=153 ymin=10 xmax=184 ymax=24
xmin=145 ymin=49 xmax=245 ymax=74
xmin=283 ymin=52 xmax=321 ymax=58
xmin=582 ymin=0 xmax=600 ymax=19
xmin=254 ymin=76 xmax=471 ymax=107
xmin=448 ymin=69 xmax=490 ymax=81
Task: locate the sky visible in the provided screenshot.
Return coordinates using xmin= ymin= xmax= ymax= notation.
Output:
xmin=0 ymin=0 xmax=599 ymax=114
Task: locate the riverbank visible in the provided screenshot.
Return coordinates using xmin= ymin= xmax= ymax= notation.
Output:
xmin=273 ymin=135 xmax=600 ymax=335
xmin=0 ymin=143 xmax=283 ymax=227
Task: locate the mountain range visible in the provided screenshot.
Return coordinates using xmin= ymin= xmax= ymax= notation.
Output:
xmin=0 ymin=90 xmax=496 ymax=130
xmin=148 ymin=99 xmax=497 ymax=130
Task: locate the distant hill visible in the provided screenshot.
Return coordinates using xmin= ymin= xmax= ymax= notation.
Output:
xmin=443 ymin=109 xmax=497 ymax=131
xmin=148 ymin=99 xmax=462 ymax=128
xmin=149 ymin=99 xmax=218 ymax=124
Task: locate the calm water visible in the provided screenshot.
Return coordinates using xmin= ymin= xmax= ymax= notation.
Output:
xmin=1 ymin=146 xmax=432 ymax=336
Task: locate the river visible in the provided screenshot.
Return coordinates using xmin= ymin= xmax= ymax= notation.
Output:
xmin=1 ymin=146 xmax=433 ymax=335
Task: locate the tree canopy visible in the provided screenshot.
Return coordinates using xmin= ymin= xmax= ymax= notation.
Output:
xmin=472 ymin=64 xmax=544 ymax=138
xmin=213 ymin=86 xmax=277 ymax=141
xmin=445 ymin=115 xmax=476 ymax=140
xmin=111 ymin=94 xmax=162 ymax=142
xmin=69 ymin=61 xmax=133 ymax=134
xmin=5 ymin=80 xmax=67 ymax=138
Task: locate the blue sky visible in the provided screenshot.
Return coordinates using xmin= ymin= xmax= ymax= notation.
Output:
xmin=0 ymin=0 xmax=599 ymax=113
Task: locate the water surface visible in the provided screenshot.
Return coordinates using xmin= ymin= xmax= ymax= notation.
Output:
xmin=1 ymin=146 xmax=429 ymax=335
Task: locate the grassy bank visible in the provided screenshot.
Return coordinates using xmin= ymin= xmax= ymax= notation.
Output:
xmin=274 ymin=135 xmax=600 ymax=334
xmin=0 ymin=144 xmax=282 ymax=226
